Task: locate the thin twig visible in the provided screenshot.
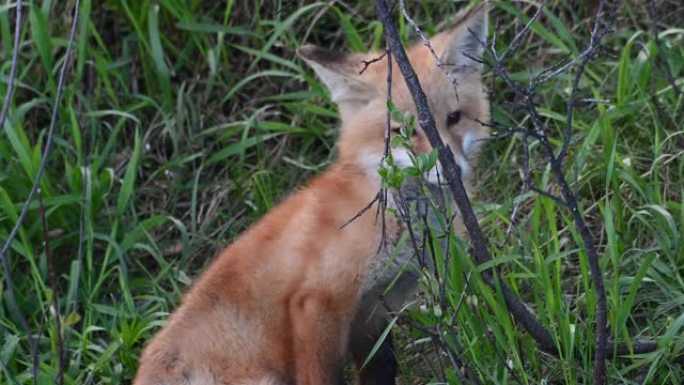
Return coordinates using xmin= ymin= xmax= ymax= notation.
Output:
xmin=557 ymin=1 xmax=610 ymax=164
xmin=497 ymin=2 xmax=545 ymax=63
xmin=0 ymin=0 xmax=82 ymax=257
xmin=397 ymin=0 xmax=460 ymax=92
xmin=0 ymin=0 xmax=23 ymax=135
xmin=553 ymin=6 xmax=613 ymax=379
xmin=340 ymin=192 xmax=381 ymax=230
xmin=529 ymin=186 xmax=570 ymax=207
xmin=502 ymin=130 xmax=531 ymax=246
xmin=359 ymin=50 xmax=388 ymax=75
xmin=392 ymin=309 xmax=480 ymax=385
xmin=379 ymin=45 xmax=394 ymax=251
xmin=0 ymin=1 xmax=82 ymax=381
xmin=39 ymin=190 xmax=64 ymax=385
xmin=0 ymin=1 xmax=36 ymax=382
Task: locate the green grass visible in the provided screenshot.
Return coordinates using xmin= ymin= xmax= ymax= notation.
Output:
xmin=0 ymin=1 xmax=683 ymax=384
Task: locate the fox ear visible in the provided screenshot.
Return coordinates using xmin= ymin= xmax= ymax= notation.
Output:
xmin=297 ymin=45 xmax=378 ymax=104
xmin=440 ymin=4 xmax=488 ymax=74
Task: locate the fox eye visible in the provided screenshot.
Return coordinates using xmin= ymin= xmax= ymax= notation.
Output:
xmin=447 ymin=110 xmax=461 ymax=126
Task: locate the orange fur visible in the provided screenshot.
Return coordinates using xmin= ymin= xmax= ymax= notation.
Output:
xmin=134 ymin=6 xmax=489 ymax=385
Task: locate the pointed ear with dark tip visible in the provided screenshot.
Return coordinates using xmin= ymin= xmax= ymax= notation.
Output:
xmin=441 ymin=4 xmax=489 ymax=75
xmin=297 ymin=44 xmax=378 ymax=104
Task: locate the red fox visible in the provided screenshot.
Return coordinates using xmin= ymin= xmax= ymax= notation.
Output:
xmin=134 ymin=5 xmax=489 ymax=385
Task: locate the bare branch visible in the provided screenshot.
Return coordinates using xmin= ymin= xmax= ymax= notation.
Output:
xmin=487 ymin=2 xmax=617 ymax=381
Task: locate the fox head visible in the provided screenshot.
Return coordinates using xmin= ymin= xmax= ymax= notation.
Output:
xmin=298 ymin=5 xmax=489 ymax=185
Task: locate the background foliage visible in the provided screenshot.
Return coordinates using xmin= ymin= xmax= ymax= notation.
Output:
xmin=0 ymin=0 xmax=682 ymax=384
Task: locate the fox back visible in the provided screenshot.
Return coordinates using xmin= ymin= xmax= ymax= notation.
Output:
xmin=134 ymin=6 xmax=489 ymax=385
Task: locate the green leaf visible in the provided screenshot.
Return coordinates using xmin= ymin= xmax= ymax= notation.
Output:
xmin=116 ymin=130 xmax=142 ymax=217
xmin=332 ymin=6 xmax=365 ymax=52
xmin=387 ymin=99 xmax=403 ymax=123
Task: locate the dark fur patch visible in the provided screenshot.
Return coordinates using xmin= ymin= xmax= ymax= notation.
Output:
xmin=358 ymin=334 xmax=397 ymax=385
xmin=297 ymin=45 xmax=348 ymax=65
xmin=159 ymin=350 xmax=180 ymax=368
